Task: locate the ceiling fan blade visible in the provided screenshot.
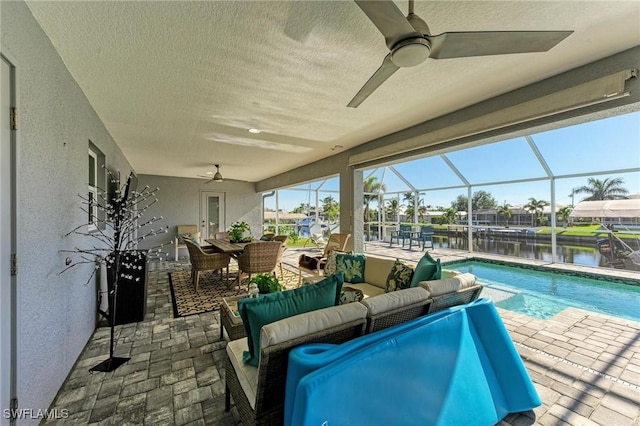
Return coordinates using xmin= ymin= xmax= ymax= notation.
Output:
xmin=348 ymin=54 xmax=400 ymax=108
xmin=429 ymin=30 xmax=573 ymax=59
xmin=355 ymin=0 xmax=421 ymax=50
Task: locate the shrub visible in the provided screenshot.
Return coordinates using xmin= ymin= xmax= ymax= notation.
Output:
xmin=250 ymin=273 xmax=284 ymax=293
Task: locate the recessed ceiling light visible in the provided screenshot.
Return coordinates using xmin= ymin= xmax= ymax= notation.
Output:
xmin=248 ymin=128 xmax=261 ymax=134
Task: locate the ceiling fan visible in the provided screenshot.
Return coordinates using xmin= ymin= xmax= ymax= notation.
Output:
xmin=348 ymin=0 xmax=573 ymax=107
xmin=198 ymin=164 xmax=224 ymax=183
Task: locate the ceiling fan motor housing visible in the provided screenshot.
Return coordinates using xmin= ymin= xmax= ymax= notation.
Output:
xmin=391 ymin=37 xmax=431 ymax=67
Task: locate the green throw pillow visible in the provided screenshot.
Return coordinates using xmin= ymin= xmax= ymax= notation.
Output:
xmin=410 ymin=252 xmax=441 ymax=287
xmin=237 ymin=273 xmax=344 ymax=367
xmin=335 ymin=253 xmax=366 ymax=283
xmin=385 ymin=260 xmax=414 ymax=292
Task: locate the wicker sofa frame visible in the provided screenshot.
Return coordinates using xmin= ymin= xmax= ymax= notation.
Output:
xmin=426 ymin=284 xmax=484 ymax=313
xmin=224 ymin=278 xmax=484 ymax=425
xmin=364 ymin=297 xmax=433 ymax=333
xmin=224 ymin=316 xmax=366 ymax=426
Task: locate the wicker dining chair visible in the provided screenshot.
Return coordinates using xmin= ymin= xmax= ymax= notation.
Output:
xmin=272 ymin=235 xmax=288 ymax=279
xmin=184 ymin=239 xmax=231 ymax=292
xmin=236 ymin=241 xmax=283 ymax=288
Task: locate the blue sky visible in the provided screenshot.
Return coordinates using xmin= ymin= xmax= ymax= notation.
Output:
xmin=266 ymin=111 xmax=640 ymax=213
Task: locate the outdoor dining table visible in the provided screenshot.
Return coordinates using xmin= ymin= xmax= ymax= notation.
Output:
xmin=205 ymin=239 xmax=253 ymax=289
xmin=205 ymin=239 xmax=251 ymax=258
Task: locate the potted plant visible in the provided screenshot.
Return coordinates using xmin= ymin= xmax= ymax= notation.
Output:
xmin=229 ymin=221 xmax=252 ymax=243
xmin=250 ymin=273 xmax=284 ymax=294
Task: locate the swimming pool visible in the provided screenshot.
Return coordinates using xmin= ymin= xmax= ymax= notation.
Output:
xmin=446 ymin=261 xmax=640 ymax=321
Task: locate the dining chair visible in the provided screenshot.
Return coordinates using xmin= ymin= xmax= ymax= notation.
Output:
xmin=272 ymin=235 xmax=288 ymax=279
xmin=236 ymin=241 xmax=283 ymax=289
xmin=184 ymin=239 xmax=231 ymax=292
xmin=175 ymin=225 xmax=199 ymax=260
xmin=215 ymin=231 xmax=230 ymax=240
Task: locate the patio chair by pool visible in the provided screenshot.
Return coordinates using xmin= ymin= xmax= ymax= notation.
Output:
xmin=303 ymin=224 xmax=326 ymax=250
xmin=389 ymin=224 xmax=412 ymax=247
xmin=298 ymin=233 xmax=351 ymax=284
xmin=409 ymin=225 xmax=434 ymax=250
xmin=272 ymin=235 xmax=288 ymax=279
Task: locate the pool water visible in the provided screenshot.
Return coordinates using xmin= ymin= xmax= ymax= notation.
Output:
xmin=446 ymin=261 xmax=640 ymax=321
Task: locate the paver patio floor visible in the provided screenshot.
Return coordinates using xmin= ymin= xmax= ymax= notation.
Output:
xmin=44 ymin=244 xmax=640 ymax=425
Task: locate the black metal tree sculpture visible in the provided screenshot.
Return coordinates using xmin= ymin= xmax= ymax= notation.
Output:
xmin=61 ymin=169 xmax=170 ymax=372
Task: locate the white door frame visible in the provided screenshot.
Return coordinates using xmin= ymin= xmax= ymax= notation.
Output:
xmin=1 ymin=53 xmax=17 ymax=426
xmin=199 ymin=192 xmax=225 ymax=242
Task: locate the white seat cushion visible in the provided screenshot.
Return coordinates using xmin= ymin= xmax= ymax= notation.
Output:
xmin=361 ymin=287 xmax=431 ymax=316
xmin=260 ymin=302 xmax=368 ymax=348
xmin=419 ymin=273 xmax=477 ymax=297
xmin=226 ymin=338 xmax=258 ymax=409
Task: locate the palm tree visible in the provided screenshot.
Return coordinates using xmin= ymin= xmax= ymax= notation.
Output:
xmin=442 ymin=208 xmax=458 ymax=225
xmin=385 ymin=199 xmax=402 ymax=220
xmin=403 ymin=192 xmax=425 ymax=223
xmin=321 ymin=195 xmax=339 ymax=222
xmin=417 ymin=204 xmax=428 ymax=222
xmin=363 ymin=176 xmax=386 ymax=223
xmin=557 ymin=206 xmax=573 ymax=227
xmin=574 ymin=177 xmax=629 ymax=201
xmin=524 ymin=198 xmax=549 ymax=227
xmin=496 ymin=203 xmax=513 ymax=227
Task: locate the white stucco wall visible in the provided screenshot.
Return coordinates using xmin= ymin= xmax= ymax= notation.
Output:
xmin=1 ymin=1 xmax=134 ymax=421
xmin=136 ymin=175 xmax=263 ymax=258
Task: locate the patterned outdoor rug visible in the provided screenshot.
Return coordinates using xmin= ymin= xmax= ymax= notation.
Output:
xmin=168 ymin=265 xmax=300 ymax=317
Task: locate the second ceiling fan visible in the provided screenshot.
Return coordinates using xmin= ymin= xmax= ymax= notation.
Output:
xmin=348 ymin=0 xmax=573 ymax=107
xmin=198 ymin=164 xmax=224 ymax=184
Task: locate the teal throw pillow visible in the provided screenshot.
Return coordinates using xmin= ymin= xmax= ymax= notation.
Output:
xmin=335 ymin=253 xmax=366 ymax=284
xmin=385 ymin=260 xmax=414 ymax=292
xmin=237 ymin=273 xmax=344 ymax=367
xmin=410 ymin=252 xmax=441 ymax=287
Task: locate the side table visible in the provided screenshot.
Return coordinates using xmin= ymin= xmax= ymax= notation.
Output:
xmin=220 ymin=295 xmax=247 ymax=341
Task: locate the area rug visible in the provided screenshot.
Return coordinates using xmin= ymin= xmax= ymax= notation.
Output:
xmin=168 ymin=266 xmax=300 ymax=317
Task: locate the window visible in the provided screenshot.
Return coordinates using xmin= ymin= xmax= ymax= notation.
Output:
xmin=88 ymin=148 xmax=98 ymax=228
xmin=88 ymin=141 xmax=106 ymax=230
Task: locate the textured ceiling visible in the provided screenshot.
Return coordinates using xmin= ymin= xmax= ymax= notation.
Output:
xmin=26 ymin=1 xmax=640 ymax=182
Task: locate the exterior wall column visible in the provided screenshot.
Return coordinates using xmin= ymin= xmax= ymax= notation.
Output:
xmin=340 ymin=166 xmax=362 ymax=252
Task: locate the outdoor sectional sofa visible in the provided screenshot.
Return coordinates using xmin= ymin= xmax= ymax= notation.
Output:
xmin=333 ymin=253 xmax=483 ymax=309
xmin=224 ymin=266 xmax=485 ymax=425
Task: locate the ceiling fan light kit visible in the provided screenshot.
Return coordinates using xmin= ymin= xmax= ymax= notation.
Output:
xmin=198 ymin=164 xmax=224 ymax=183
xmin=212 ymin=164 xmax=223 ymax=182
xmin=391 ymin=38 xmax=431 ymax=67
xmin=349 ymin=0 xmax=573 ymax=108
